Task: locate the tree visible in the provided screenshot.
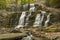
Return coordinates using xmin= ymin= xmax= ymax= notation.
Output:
xmin=0 ymin=0 xmax=6 ymax=9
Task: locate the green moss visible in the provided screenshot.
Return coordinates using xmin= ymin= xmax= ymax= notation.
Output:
xmin=49 ymin=0 xmax=55 ymax=4
xmin=43 ymin=27 xmax=56 ymax=32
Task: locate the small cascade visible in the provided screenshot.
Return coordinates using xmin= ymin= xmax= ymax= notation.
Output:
xmin=44 ymin=13 xmax=51 ymax=27
xmin=33 ymin=13 xmax=41 ymax=27
xmin=40 ymin=11 xmax=46 ymax=26
xmin=33 ymin=11 xmax=46 ymax=27
xmin=29 ymin=7 xmax=35 ymax=12
xmin=15 ymin=11 xmax=26 ymax=29
xmin=25 ymin=4 xmax=35 ymax=27
xmin=29 ymin=3 xmax=36 ymax=12
xmin=22 ymin=33 xmax=33 ymax=40
xmin=22 ymin=3 xmax=35 ymax=11
xmin=23 ymin=3 xmax=35 ymax=8
xmin=25 ymin=12 xmax=31 ymax=27
xmin=22 ymin=35 xmax=33 ymax=40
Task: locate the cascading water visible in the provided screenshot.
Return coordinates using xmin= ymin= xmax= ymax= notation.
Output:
xmin=15 ymin=11 xmax=26 ymax=29
xmin=22 ymin=34 xmax=33 ymax=40
xmin=22 ymin=3 xmax=35 ymax=11
xmin=33 ymin=11 xmax=46 ymax=27
xmin=44 ymin=13 xmax=51 ymax=27
xmin=14 ymin=3 xmax=52 ymax=28
xmin=25 ymin=4 xmax=35 ymax=27
xmin=23 ymin=3 xmax=35 ymax=8
xmin=25 ymin=12 xmax=31 ymax=27
xmin=29 ymin=7 xmax=35 ymax=12
xmin=33 ymin=13 xmax=41 ymax=27
xmin=40 ymin=11 xmax=46 ymax=26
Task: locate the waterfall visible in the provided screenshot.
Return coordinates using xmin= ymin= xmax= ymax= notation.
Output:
xmin=22 ymin=4 xmax=35 ymax=11
xmin=25 ymin=5 xmax=35 ymax=27
xmin=33 ymin=13 xmax=41 ymax=27
xmin=44 ymin=13 xmax=51 ymax=27
xmin=33 ymin=11 xmax=46 ymax=27
xmin=29 ymin=7 xmax=35 ymax=12
xmin=25 ymin=12 xmax=31 ymax=27
xmin=23 ymin=3 xmax=35 ymax=8
xmin=15 ymin=11 xmax=26 ymax=29
xmin=22 ymin=35 xmax=33 ymax=40
xmin=40 ymin=11 xmax=46 ymax=26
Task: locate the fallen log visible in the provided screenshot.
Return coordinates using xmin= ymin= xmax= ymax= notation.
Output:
xmin=0 ymin=33 xmax=27 ymax=40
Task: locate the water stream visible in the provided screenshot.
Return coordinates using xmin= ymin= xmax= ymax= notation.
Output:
xmin=33 ymin=13 xmax=41 ymax=27
xmin=15 ymin=11 xmax=26 ymax=29
xmin=40 ymin=11 xmax=46 ymax=26
xmin=25 ymin=12 xmax=31 ymax=27
xmin=22 ymin=35 xmax=33 ymax=40
xmin=15 ymin=3 xmax=51 ymax=28
xmin=44 ymin=13 xmax=51 ymax=27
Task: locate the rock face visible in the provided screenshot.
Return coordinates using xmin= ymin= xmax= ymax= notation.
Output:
xmin=0 ymin=10 xmax=22 ymax=27
xmin=0 ymin=10 xmax=10 ymax=27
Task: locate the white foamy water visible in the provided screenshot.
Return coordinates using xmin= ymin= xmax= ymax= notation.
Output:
xmin=40 ymin=11 xmax=46 ymax=26
xmin=44 ymin=13 xmax=51 ymax=27
xmin=29 ymin=7 xmax=35 ymax=12
xmin=25 ymin=12 xmax=31 ymax=27
xmin=22 ymin=35 xmax=33 ymax=40
xmin=33 ymin=13 xmax=41 ymax=27
xmin=33 ymin=11 xmax=46 ymax=27
xmin=15 ymin=11 xmax=26 ymax=29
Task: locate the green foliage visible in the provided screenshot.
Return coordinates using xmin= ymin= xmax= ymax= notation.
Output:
xmin=18 ymin=0 xmax=36 ymax=5
xmin=0 ymin=0 xmax=6 ymax=9
xmin=43 ymin=27 xmax=56 ymax=32
xmin=0 ymin=0 xmax=36 ymax=9
xmin=49 ymin=0 xmax=55 ymax=4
